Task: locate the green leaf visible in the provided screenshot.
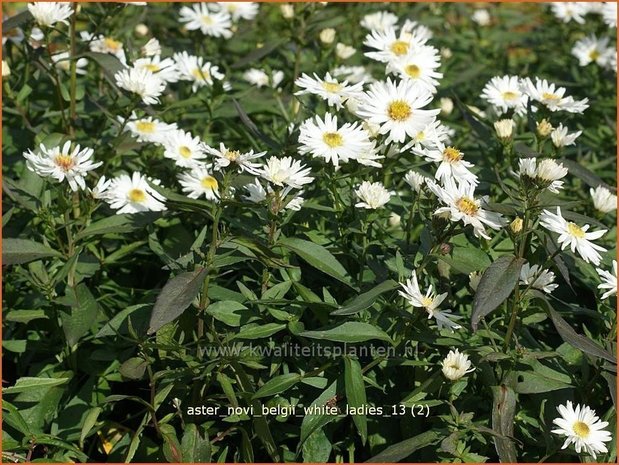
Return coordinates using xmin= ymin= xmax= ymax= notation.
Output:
xmin=332 ymin=280 xmax=399 ymax=316
xmin=491 ymin=385 xmax=517 ymax=462
xmin=560 ymin=158 xmax=606 ymax=189
xmin=300 ymin=322 xmax=392 ymax=343
xmin=365 ymin=431 xmax=439 ymax=462
xmin=181 ymin=424 xmax=211 ymax=462
xmin=302 ymin=428 xmax=332 ymax=463
xmin=95 ymin=304 xmax=150 ymax=338
xmin=147 ymin=267 xmax=208 ymax=334
xmin=253 ymin=373 xmax=302 ymax=399
xmin=231 ymin=39 xmax=287 ymax=68
xmin=4 ymin=309 xmax=48 ymax=323
xmin=471 ymin=255 xmax=525 ymax=330
xmin=2 ymin=238 xmax=61 ymax=265
xmin=436 ymin=245 xmax=491 ymax=275
xmin=160 ymin=424 xmax=183 ymax=463
xmin=3 ymin=10 xmax=33 ymax=31
xmin=75 ymin=213 xmax=160 ymax=239
xmin=85 ymin=52 xmax=126 ymax=85
xmin=3 ymin=376 xmax=70 ymax=394
xmin=79 ymin=407 xmax=102 ymax=447
xmin=206 ymin=301 xmax=251 ymax=327
xmin=233 ymin=323 xmax=286 ymax=340
xmin=513 ymin=371 xmax=571 ymax=394
xmin=298 ymin=379 xmax=339 ymax=451
xmin=58 ymin=283 xmax=99 ymax=346
xmin=344 ymin=357 xmax=367 ymax=444
xmin=2 ymin=400 xmax=32 ymax=435
xmin=278 ymin=237 xmax=353 ymax=287
xmin=119 ymin=357 xmax=148 ymax=380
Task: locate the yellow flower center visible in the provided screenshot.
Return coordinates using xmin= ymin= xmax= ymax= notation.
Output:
xmin=128 ymin=188 xmax=146 ymax=203
xmin=136 ymin=121 xmax=156 ymax=133
xmin=224 ymin=150 xmax=240 ymax=161
xmin=456 ymin=197 xmax=479 ymax=216
xmin=421 ymin=296 xmax=433 ymax=307
xmin=192 ymin=68 xmax=210 ymax=81
xmin=572 ymin=421 xmax=590 ymax=438
xmin=542 ymin=92 xmax=560 ymax=101
xmin=387 ymin=100 xmax=412 ymax=121
xmin=201 ymin=15 xmax=213 ymax=25
xmin=567 ymin=222 xmax=586 ymax=239
xmin=502 ymin=91 xmax=519 ymax=101
xmin=443 ymin=147 xmax=463 ymax=163
xmin=179 ymin=146 xmax=192 ymax=158
xmin=405 ymin=64 xmax=421 ymax=78
xmin=54 ymin=154 xmax=74 ymax=172
xmin=201 ymin=176 xmax=218 ymax=190
xmin=589 ymin=49 xmax=600 ymax=61
xmin=144 ymin=63 xmax=160 ymax=72
xmin=104 ymin=37 xmax=122 ymax=52
xmin=322 ymin=81 xmax=341 ymax=93
xmin=322 ymin=132 xmax=343 ymax=148
xmin=390 ymin=40 xmax=409 ymax=56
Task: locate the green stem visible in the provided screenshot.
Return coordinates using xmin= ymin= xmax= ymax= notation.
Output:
xmin=44 ymin=31 xmax=69 ymax=131
xmin=197 ymin=203 xmax=222 ymax=339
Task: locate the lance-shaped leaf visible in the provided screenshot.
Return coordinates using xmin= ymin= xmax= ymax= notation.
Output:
xmin=365 ymin=431 xmax=439 ymax=462
xmin=344 ymin=357 xmax=368 ymax=444
xmin=492 ymin=385 xmax=517 ymax=462
xmin=3 ymin=238 xmax=62 ymax=265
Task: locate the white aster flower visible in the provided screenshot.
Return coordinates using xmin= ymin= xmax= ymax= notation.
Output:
xmin=178 ymin=167 xmax=219 ymax=201
xmin=23 ymin=141 xmax=101 ymax=192
xmin=243 ymin=68 xmax=284 ymax=88
xmin=90 ymin=175 xmax=111 ymax=200
xmin=280 ymin=4 xmax=294 ymax=19
xmin=404 ymin=170 xmax=430 ymax=193
xmin=387 ymin=45 xmax=443 ymax=93
xmin=481 ymin=75 xmax=528 ymax=116
xmin=519 ymin=158 xmax=569 ymax=193
xmin=402 ymin=119 xmax=452 ymax=150
xmin=28 ymin=2 xmax=73 ymax=27
xmin=259 ymin=156 xmax=313 ymax=189
xmin=162 ymin=130 xmax=207 ymax=168
xmin=335 ymin=43 xmax=356 ymax=60
xmin=364 ymin=27 xmax=428 ymax=64
xmin=399 ymin=271 xmax=462 ymax=331
xmin=550 ymin=3 xmax=588 ymax=24
xmin=400 ymin=19 xmax=434 ymax=42
xmin=494 ymin=119 xmax=515 ymax=139
xmin=355 ymin=181 xmax=392 ymax=210
xmin=295 ymin=72 xmax=364 ymax=109
xmin=134 ymin=55 xmax=180 ymax=83
xmin=472 ymin=9 xmax=491 ymax=26
xmin=123 ymin=113 xmax=177 ymax=144
xmin=331 ymin=65 xmax=374 ymax=85
xmin=357 ymin=78 xmax=440 ymax=144
xmin=141 ymin=38 xmax=161 ymax=57
xmin=552 ymin=401 xmax=612 ymax=459
xmin=179 ymin=3 xmax=233 ymax=38
xmin=51 ymin=51 xmax=88 ymax=75
xmin=216 ymin=2 xmax=259 ymax=21
xmin=80 ymin=32 xmax=126 ymax=64
xmin=298 ymin=113 xmax=377 ymax=168
xmin=602 ymin=2 xmax=617 ymax=28
xmin=103 ymin=172 xmax=167 ymax=214
xmin=572 ymin=35 xmax=615 ymax=67
xmin=590 ymin=185 xmax=617 ymax=213
xmin=519 ymin=262 xmax=558 ymax=294
xmin=174 ymin=51 xmax=227 ymax=92
xmin=360 ymin=10 xmax=399 ymax=32
xmin=115 ymin=67 xmax=166 ymax=105
xmin=441 ymin=349 xmax=474 ymax=380
xmin=415 ymin=144 xmax=478 ymax=186
xmin=244 ymin=179 xmax=304 ymax=211
xmin=206 ymin=143 xmax=265 ymax=174
xmin=521 ymin=77 xmax=589 ymax=113
xmin=539 ymin=207 xmax=607 ymax=265
xmin=551 ymin=123 xmax=582 ymax=148
xmin=596 ymin=260 xmax=617 ymax=300
xmin=428 ymin=178 xmax=506 ymax=240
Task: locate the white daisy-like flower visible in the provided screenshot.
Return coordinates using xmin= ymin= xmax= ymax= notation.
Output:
xmin=294 ymin=72 xmax=365 ymax=109
xmin=551 ymin=123 xmax=582 ymax=148
xmin=596 ymin=260 xmax=617 ymax=300
xmin=357 ymin=78 xmax=440 ymax=144
xmin=494 ymin=119 xmax=515 ymax=139
xmin=80 ymin=32 xmax=126 ymax=64
xmin=243 ymin=68 xmax=284 ymax=89
xmin=404 ymin=170 xmax=430 ymax=193
xmin=162 ymin=130 xmax=207 ymax=168
xmin=441 ymin=349 xmax=474 ymax=380
xmin=123 ymin=113 xmax=177 ymax=144
xmin=205 ymin=143 xmax=265 ymax=174
xmin=133 ymin=55 xmax=180 ymax=83
xmin=51 ymin=51 xmax=88 ymax=75
xmin=90 ymin=175 xmax=111 ymax=200
xmin=216 ymin=2 xmax=259 ymax=21
xmin=28 ymin=2 xmax=73 ymax=27
xmin=549 ymin=3 xmax=588 ymax=24
xmin=521 ymin=78 xmax=589 ymax=114
xmin=572 ymin=35 xmax=615 ymax=67
xmin=244 ymin=179 xmax=304 ymax=211
xmin=481 ymin=75 xmax=528 ymax=116
xmin=258 ymin=156 xmax=313 ymax=189
xmin=428 ymin=178 xmax=506 ymax=240
xmin=519 ymin=158 xmax=568 ymax=193
xmin=174 ymin=51 xmax=227 ymax=92
xmin=331 ymin=65 xmax=374 ymax=85
xmin=399 ymin=271 xmax=462 ymax=331
xmin=590 ymin=185 xmax=617 ymax=213
xmin=539 ymin=207 xmax=607 ymax=265
xmin=115 ymin=67 xmax=166 ymax=105
xmin=355 ymin=181 xmax=392 ymax=210
xmin=298 ymin=113 xmax=377 ymax=168
xmin=364 ymin=27 xmax=428 ymax=64
xmin=387 ymin=45 xmax=443 ymax=93
xmin=335 ymin=43 xmax=356 ymax=60
xmin=402 ymin=119 xmax=452 ymax=150
xmin=179 ymin=3 xmax=233 ymax=38
xmin=23 ymin=141 xmax=101 ymax=192
xmin=552 ymin=401 xmax=612 ymax=459
xmin=415 ymin=144 xmax=478 ymax=186
xmin=360 ymin=10 xmax=399 ymax=32
xmin=472 ymin=9 xmax=491 ymax=26
xmin=103 ymin=172 xmax=167 ymax=214
xmin=400 ymin=19 xmax=434 ymax=42
xmin=178 ymin=167 xmax=219 ymax=201
xmin=519 ymin=262 xmax=558 ymax=294
xmin=602 ymin=2 xmax=617 ymax=28
xmin=141 ymin=38 xmax=161 ymax=57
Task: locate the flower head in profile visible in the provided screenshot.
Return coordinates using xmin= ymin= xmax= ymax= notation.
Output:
xmin=134 ymin=56 xmax=180 ymax=83
xmin=521 ymin=77 xmax=589 ymax=113
xmin=590 ymin=185 xmax=617 ymax=213
xmin=115 ymin=67 xmax=166 ymax=105
xmin=23 ymin=141 xmax=101 ymax=192
xmin=206 ymin=143 xmax=265 ymax=174
xmin=357 ymin=78 xmax=440 ymax=144
xmin=81 ymin=32 xmax=126 ymax=64
xmin=551 ymin=123 xmax=582 ymax=148
xmin=441 ymin=349 xmax=474 ymax=380
xmin=141 ymin=38 xmax=161 ymax=57
xmin=178 ymin=167 xmax=219 ymax=201
xmin=360 ymin=10 xmax=398 ymax=32
xmin=355 ymin=181 xmax=391 ymax=210
xmin=102 ymin=172 xmax=167 ymax=214
xmin=596 ymin=260 xmax=617 ymax=300
xmin=258 ymin=156 xmax=313 ymax=189
xmin=52 ymin=52 xmax=88 ymax=75
xmin=216 ymin=2 xmax=259 ymax=22
xmin=295 ymin=72 xmax=364 ymax=109
xmin=539 ymin=207 xmax=607 ymax=265
xmin=179 ymin=3 xmax=233 ymax=38
xmin=481 ymin=75 xmax=528 ymax=116
xmin=244 ymin=179 xmax=304 ymax=212
xmin=174 ymin=51 xmax=227 ymax=92
xmin=123 ymin=113 xmax=177 ymax=144
xmin=28 ymin=2 xmax=73 ymax=27
xmin=415 ymin=144 xmax=478 ymax=186
xmin=552 ymin=401 xmax=612 ymax=459
xmin=519 ymin=262 xmax=558 ymax=294
xmin=549 ymin=3 xmax=587 ymax=24
xmin=404 ymin=170 xmax=430 ymax=193
xmin=399 ymin=271 xmax=462 ymax=330
xmin=243 ymin=68 xmax=284 ymax=89
xmin=518 ymin=158 xmax=568 ymax=193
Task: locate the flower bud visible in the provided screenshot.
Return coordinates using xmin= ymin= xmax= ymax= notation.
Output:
xmin=440 ymin=47 xmax=452 ymax=59
xmin=280 ymin=4 xmax=294 ymax=19
xmin=319 ymin=28 xmax=335 ymax=44
xmin=134 ymin=23 xmax=149 ymax=37
xmin=440 ymin=97 xmax=453 ymax=116
xmin=2 ymin=60 xmax=10 ymax=79
xmin=388 ymin=212 xmax=401 ymax=227
xmin=439 ymin=243 xmax=452 ymax=255
xmin=536 ymin=118 xmax=553 ymax=137
xmin=494 ymin=119 xmax=514 ymax=140
xmin=335 ymin=43 xmax=356 ymax=59
xmin=441 ymin=349 xmax=474 ymax=381
xmin=510 ymin=217 xmax=523 ymax=233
